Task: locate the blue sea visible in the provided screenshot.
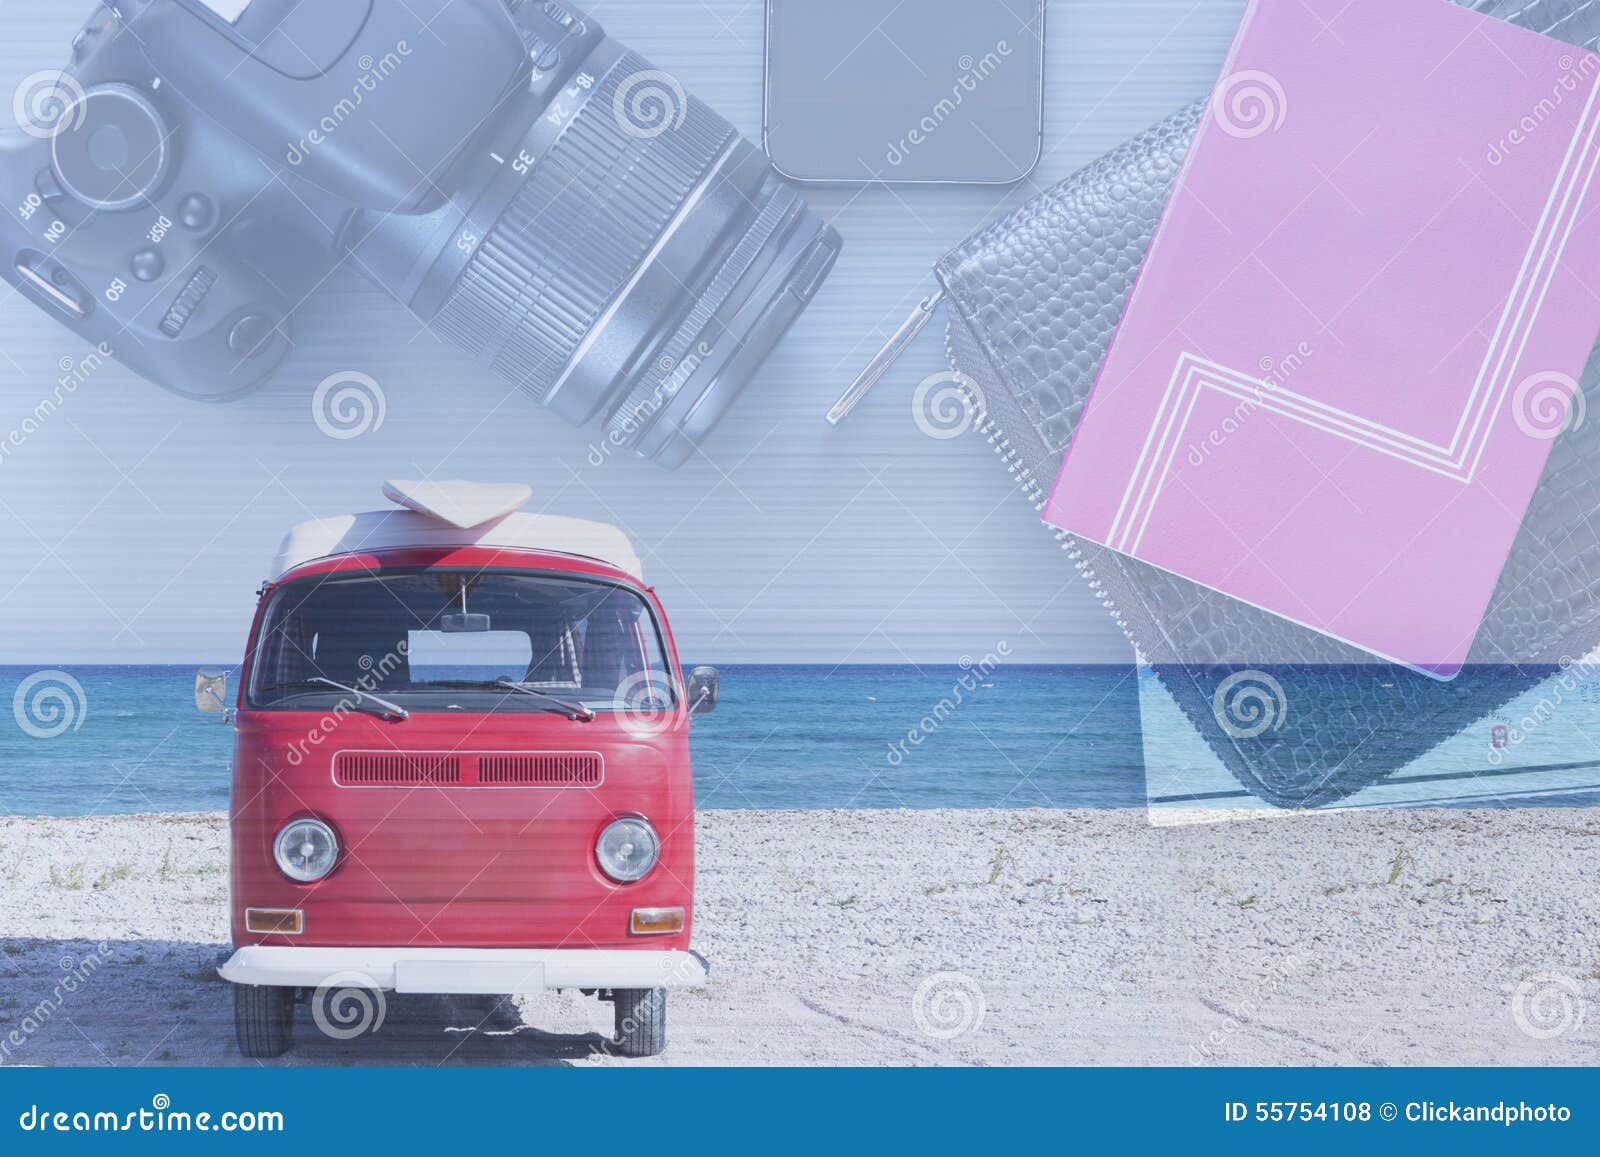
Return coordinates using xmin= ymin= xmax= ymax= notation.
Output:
xmin=0 ymin=665 xmax=1147 ymax=815
xmin=6 ymin=665 xmax=1598 ymax=815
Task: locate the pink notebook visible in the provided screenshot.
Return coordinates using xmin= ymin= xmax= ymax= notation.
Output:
xmin=1044 ymin=0 xmax=1600 ymax=678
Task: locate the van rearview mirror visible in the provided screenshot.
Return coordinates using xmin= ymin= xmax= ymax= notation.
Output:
xmin=687 ymin=666 xmax=719 ymax=715
xmin=195 ymin=667 xmax=229 ymax=715
xmin=440 ymin=612 xmax=492 ymax=633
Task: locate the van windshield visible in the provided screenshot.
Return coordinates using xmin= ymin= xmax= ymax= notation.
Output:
xmin=247 ymin=569 xmax=676 ymax=714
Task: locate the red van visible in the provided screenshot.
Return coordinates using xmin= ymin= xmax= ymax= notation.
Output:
xmin=200 ymin=481 xmax=714 ymax=1058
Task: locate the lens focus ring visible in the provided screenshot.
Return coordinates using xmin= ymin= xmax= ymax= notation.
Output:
xmin=432 ymin=52 xmax=734 ymax=409
xmin=603 ymin=182 xmax=801 ymax=446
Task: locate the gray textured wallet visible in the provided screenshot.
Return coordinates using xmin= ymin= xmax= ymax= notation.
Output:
xmin=936 ymin=0 xmax=1600 ymax=807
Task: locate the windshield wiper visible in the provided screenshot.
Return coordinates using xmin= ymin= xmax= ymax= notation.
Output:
xmin=409 ymin=679 xmax=594 ymax=721
xmin=255 ymin=680 xmax=408 ymax=719
xmin=302 ymin=677 xmax=409 ymax=720
xmin=494 ymin=678 xmax=595 ymax=722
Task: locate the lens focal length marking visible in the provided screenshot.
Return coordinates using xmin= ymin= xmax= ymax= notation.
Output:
xmin=405 ymin=39 xmax=628 ymax=322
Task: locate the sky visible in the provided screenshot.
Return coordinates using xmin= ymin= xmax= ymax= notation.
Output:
xmin=0 ymin=0 xmax=1247 ymax=664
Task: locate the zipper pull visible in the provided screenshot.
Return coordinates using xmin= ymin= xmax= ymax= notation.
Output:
xmin=826 ymin=287 xmax=945 ymax=425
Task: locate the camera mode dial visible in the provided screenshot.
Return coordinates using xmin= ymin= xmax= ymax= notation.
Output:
xmin=50 ymin=83 xmax=171 ymax=212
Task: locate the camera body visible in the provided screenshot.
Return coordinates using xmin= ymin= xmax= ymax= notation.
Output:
xmin=1 ymin=0 xmax=559 ymax=399
xmin=1 ymin=0 xmax=838 ymax=463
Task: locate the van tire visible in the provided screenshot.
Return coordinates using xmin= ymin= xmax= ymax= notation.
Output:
xmin=234 ymin=983 xmax=295 ymax=1058
xmin=611 ymin=988 xmax=667 ymax=1057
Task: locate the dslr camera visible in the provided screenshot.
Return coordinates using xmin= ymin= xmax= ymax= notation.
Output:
xmin=0 ymin=0 xmax=841 ymax=466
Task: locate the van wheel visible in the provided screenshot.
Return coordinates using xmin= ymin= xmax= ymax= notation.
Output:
xmin=611 ymin=988 xmax=667 ymax=1057
xmin=234 ymin=984 xmax=295 ymax=1058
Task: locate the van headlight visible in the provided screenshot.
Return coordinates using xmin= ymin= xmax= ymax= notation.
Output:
xmin=273 ymin=818 xmax=339 ymax=882
xmin=596 ymin=817 xmax=660 ymax=883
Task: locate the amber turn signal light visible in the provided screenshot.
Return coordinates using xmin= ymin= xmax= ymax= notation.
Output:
xmin=244 ymin=907 xmax=304 ymax=935
xmin=629 ymin=906 xmax=685 ymax=935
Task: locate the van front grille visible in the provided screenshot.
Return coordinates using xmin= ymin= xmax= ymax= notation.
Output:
xmin=331 ymin=751 xmax=603 ymax=788
xmin=479 ymin=752 xmax=603 ymax=786
xmin=333 ymin=752 xmax=462 ymax=786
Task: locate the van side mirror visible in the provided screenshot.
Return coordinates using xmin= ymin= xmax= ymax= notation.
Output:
xmin=195 ymin=667 xmax=232 ymax=720
xmin=686 ymin=666 xmax=718 ymax=715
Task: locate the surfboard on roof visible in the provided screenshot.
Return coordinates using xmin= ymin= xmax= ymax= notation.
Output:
xmin=266 ymin=480 xmax=643 ymax=581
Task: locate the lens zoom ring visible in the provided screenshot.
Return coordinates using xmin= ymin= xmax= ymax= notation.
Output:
xmin=434 ymin=53 xmax=736 ymax=403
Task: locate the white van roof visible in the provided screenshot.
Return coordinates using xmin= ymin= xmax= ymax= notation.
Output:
xmin=267 ymin=481 xmax=643 ymax=582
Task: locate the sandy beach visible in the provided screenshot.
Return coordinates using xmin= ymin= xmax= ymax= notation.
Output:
xmin=0 ymin=808 xmax=1595 ymax=1066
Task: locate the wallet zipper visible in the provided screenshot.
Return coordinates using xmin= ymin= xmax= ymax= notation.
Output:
xmin=837 ymin=281 xmax=1147 ymax=656
xmin=946 ymin=327 xmax=1146 ymax=658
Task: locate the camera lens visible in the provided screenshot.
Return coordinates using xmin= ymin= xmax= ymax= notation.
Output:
xmin=349 ymin=38 xmax=841 ymax=469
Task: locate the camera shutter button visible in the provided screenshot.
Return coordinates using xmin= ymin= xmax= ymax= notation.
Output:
xmin=228 ymin=314 xmax=277 ymax=358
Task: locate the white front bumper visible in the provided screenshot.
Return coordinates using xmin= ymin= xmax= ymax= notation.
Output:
xmin=219 ymin=946 xmax=708 ymax=994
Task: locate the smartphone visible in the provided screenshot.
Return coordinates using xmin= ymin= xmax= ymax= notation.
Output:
xmin=763 ymin=0 xmax=1046 ymax=185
